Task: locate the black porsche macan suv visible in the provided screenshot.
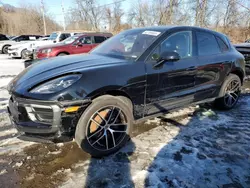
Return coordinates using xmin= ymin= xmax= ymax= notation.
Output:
xmin=7 ymin=26 xmax=245 ymax=157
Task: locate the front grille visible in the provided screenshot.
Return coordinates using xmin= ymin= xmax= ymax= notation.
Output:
xmin=25 ymin=105 xmax=53 ymax=124
xmin=8 ymin=96 xmax=56 ymax=126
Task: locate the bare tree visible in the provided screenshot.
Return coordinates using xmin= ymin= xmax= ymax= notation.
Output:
xmin=72 ymin=0 xmax=103 ymax=31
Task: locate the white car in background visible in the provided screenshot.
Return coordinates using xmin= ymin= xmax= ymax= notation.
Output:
xmin=8 ymin=37 xmax=49 ymax=58
xmin=0 ymin=35 xmax=42 ymax=54
xmin=10 ymin=31 xmax=80 ymax=59
xmin=28 ymin=31 xmax=80 ymax=51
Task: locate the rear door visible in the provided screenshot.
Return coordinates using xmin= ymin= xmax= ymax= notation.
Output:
xmin=145 ymin=30 xmax=197 ymax=116
xmin=194 ymin=31 xmax=232 ymax=102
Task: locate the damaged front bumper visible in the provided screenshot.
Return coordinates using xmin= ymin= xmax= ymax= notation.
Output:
xmin=7 ymin=95 xmax=91 ymax=142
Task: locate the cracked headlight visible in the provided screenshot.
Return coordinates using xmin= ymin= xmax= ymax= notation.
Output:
xmin=30 ymin=75 xmax=81 ymax=94
xmin=41 ymin=48 xmax=52 ymax=54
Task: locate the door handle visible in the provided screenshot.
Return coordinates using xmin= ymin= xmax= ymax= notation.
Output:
xmin=186 ymin=66 xmax=197 ymax=71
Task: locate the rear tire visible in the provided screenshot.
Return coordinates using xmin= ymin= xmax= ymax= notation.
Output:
xmin=214 ymin=74 xmax=241 ymax=110
xmin=75 ymin=95 xmax=133 ymax=157
xmin=2 ymin=45 xmax=10 ymax=54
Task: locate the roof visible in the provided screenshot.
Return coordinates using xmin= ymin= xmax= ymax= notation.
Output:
xmin=127 ymin=25 xmax=227 ymax=37
xmin=74 ymin=32 xmax=113 ymax=37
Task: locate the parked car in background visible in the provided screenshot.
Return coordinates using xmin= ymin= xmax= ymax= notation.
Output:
xmin=0 ymin=35 xmax=42 ymax=54
xmin=8 ymin=36 xmax=50 ymax=59
xmin=235 ymin=43 xmax=250 ymax=75
xmin=0 ymin=34 xmax=9 ymax=41
xmin=27 ymin=31 xmax=81 ymax=52
xmin=34 ymin=32 xmax=112 ymax=60
xmin=7 ymin=26 xmax=245 ymax=157
xmin=24 ymin=31 xmax=83 ymax=59
xmin=245 ymin=39 xmax=250 ymax=43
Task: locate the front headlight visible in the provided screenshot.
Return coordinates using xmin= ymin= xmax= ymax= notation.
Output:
xmin=30 ymin=75 xmax=81 ymax=94
xmin=41 ymin=48 xmax=52 ymax=54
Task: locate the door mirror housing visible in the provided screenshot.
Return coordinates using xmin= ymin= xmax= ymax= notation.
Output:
xmin=153 ymin=51 xmax=180 ymax=67
xmin=76 ymin=42 xmax=83 ymax=47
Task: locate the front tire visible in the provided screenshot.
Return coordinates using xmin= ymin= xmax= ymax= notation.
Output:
xmin=214 ymin=74 xmax=241 ymax=110
xmin=2 ymin=45 xmax=10 ymax=54
xmin=75 ymin=95 xmax=133 ymax=157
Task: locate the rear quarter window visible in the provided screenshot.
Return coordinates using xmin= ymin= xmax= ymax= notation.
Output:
xmin=94 ymin=36 xmax=106 ymax=43
xmin=216 ymin=36 xmax=229 ymax=52
xmin=196 ymin=31 xmax=221 ymax=56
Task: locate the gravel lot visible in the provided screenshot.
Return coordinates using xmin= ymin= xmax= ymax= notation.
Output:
xmin=0 ymin=54 xmax=250 ymax=188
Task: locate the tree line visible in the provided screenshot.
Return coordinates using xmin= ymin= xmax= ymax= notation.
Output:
xmin=0 ymin=0 xmax=249 ymax=43
xmin=0 ymin=3 xmax=61 ymax=36
xmin=66 ymin=0 xmax=250 ymax=43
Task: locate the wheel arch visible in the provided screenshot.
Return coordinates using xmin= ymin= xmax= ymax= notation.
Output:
xmin=86 ymin=87 xmax=134 ymax=111
xmin=2 ymin=44 xmax=11 ymax=50
xmin=229 ymin=69 xmax=244 ymax=85
xmin=56 ymin=51 xmax=70 ymax=56
xmin=89 ymin=88 xmax=132 ymax=103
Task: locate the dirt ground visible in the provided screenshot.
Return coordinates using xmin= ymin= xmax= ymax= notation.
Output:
xmin=0 ymin=54 xmax=250 ymax=188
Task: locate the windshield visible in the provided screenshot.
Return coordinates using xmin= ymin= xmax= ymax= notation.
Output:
xmin=91 ymin=29 xmax=162 ymax=60
xmin=48 ymin=32 xmax=58 ymax=40
xmin=62 ymin=35 xmax=79 ymax=44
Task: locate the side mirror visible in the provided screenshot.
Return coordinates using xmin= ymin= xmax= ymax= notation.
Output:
xmin=76 ymin=42 xmax=83 ymax=47
xmin=153 ymin=51 xmax=180 ymax=67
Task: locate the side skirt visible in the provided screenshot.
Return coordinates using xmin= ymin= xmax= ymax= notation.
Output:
xmin=134 ymin=97 xmax=216 ymax=124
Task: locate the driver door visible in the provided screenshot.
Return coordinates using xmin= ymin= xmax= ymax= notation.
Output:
xmin=144 ymin=30 xmax=197 ymax=116
xmin=71 ymin=36 xmax=93 ymax=54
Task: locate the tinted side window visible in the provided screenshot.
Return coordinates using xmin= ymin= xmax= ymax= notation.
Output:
xmin=16 ymin=36 xmax=26 ymax=41
xmin=65 ymin=33 xmax=71 ymax=38
xmin=216 ymin=36 xmax=229 ymax=52
xmin=160 ymin=31 xmax=192 ymax=58
xmin=196 ymin=32 xmax=221 ymax=56
xmin=59 ymin=33 xmax=70 ymax=41
xmin=79 ymin=36 xmax=92 ymax=44
xmin=94 ymin=36 xmax=106 ymax=43
xmin=0 ymin=35 xmax=8 ymax=40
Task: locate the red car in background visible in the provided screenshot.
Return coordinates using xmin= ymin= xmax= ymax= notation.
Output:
xmin=35 ymin=32 xmax=113 ymax=59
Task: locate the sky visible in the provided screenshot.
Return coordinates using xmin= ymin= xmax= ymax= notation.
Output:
xmin=1 ymin=0 xmax=131 ymax=26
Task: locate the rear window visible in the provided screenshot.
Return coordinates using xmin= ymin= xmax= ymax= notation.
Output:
xmin=216 ymin=36 xmax=229 ymax=52
xmin=196 ymin=31 xmax=221 ymax=56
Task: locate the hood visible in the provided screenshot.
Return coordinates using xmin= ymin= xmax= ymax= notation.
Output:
xmin=37 ymin=42 xmax=66 ymax=50
xmin=9 ymin=53 xmax=127 ymax=95
xmin=31 ymin=40 xmax=54 ymax=48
